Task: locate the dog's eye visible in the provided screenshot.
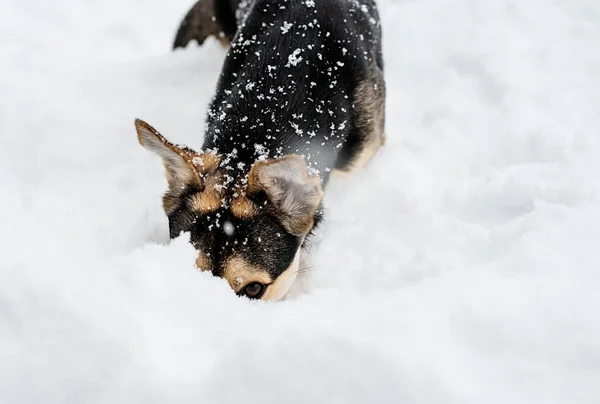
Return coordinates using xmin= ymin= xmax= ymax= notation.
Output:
xmin=242 ymin=282 xmax=266 ymax=299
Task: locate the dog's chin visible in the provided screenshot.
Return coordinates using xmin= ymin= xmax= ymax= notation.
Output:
xmin=261 ymin=250 xmax=301 ymax=301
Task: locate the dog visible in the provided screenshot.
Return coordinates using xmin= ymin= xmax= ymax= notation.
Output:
xmin=135 ymin=0 xmax=385 ymax=300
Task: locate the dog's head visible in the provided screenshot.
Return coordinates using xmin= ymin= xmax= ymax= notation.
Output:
xmin=135 ymin=119 xmax=323 ymax=300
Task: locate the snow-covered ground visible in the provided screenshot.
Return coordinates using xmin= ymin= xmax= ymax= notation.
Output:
xmin=2 ymin=0 xmax=600 ymax=402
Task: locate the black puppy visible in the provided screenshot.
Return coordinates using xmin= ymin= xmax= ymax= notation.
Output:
xmin=135 ymin=0 xmax=385 ymax=300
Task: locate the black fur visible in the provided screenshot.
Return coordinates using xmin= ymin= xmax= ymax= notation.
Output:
xmin=201 ymin=0 xmax=383 ymax=185
xmin=168 ymin=193 xmax=302 ymax=278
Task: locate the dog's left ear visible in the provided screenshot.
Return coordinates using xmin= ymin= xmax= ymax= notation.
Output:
xmin=248 ymin=155 xmax=323 ymax=235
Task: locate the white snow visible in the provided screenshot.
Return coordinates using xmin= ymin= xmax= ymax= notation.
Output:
xmin=2 ymin=0 xmax=600 ymax=403
xmin=286 ymin=48 xmax=304 ymax=67
xmin=281 ymin=21 xmax=294 ymax=35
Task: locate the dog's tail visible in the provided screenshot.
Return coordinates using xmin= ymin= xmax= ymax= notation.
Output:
xmin=173 ymin=0 xmax=238 ymax=49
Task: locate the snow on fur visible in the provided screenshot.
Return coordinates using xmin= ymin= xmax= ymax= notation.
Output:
xmin=1 ymin=0 xmax=600 ymax=403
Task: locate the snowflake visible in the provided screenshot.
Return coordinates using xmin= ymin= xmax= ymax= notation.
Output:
xmin=286 ymin=48 xmax=303 ymax=67
xmin=223 ymin=221 xmax=235 ymax=236
xmin=281 ymin=21 xmax=293 ymax=34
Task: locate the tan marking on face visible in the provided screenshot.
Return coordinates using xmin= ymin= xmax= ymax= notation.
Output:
xmin=261 ymin=249 xmax=301 ymax=301
xmin=230 ymin=197 xmax=257 ymax=219
xmin=195 ymin=253 xmax=212 ymax=272
xmin=190 ymin=190 xmax=222 ymax=214
xmin=188 ymin=166 xmax=226 ymax=214
xmin=223 ymin=257 xmax=272 ymax=293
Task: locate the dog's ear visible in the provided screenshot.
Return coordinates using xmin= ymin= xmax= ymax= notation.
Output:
xmin=135 ymin=119 xmax=201 ymax=189
xmin=248 ymin=155 xmax=323 ymax=235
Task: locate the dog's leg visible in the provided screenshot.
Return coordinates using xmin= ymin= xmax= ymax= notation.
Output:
xmin=334 ymin=63 xmax=386 ymax=176
xmin=173 ymin=0 xmax=238 ymax=49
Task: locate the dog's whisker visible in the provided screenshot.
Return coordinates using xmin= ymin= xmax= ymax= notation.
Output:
xmin=297 ymin=266 xmax=320 ymax=274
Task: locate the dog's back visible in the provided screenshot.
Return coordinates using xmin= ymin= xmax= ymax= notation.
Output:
xmin=195 ymin=0 xmax=385 ymax=184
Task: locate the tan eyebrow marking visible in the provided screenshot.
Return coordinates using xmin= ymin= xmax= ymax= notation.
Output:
xmin=230 ymin=197 xmax=258 ymax=219
xmin=190 ymin=191 xmax=222 ymax=214
xmin=189 ymin=160 xmax=226 ymax=214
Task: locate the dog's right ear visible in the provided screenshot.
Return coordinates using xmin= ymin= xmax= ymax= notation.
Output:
xmin=248 ymin=155 xmax=323 ymax=236
xmin=134 ymin=119 xmax=201 ymax=190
